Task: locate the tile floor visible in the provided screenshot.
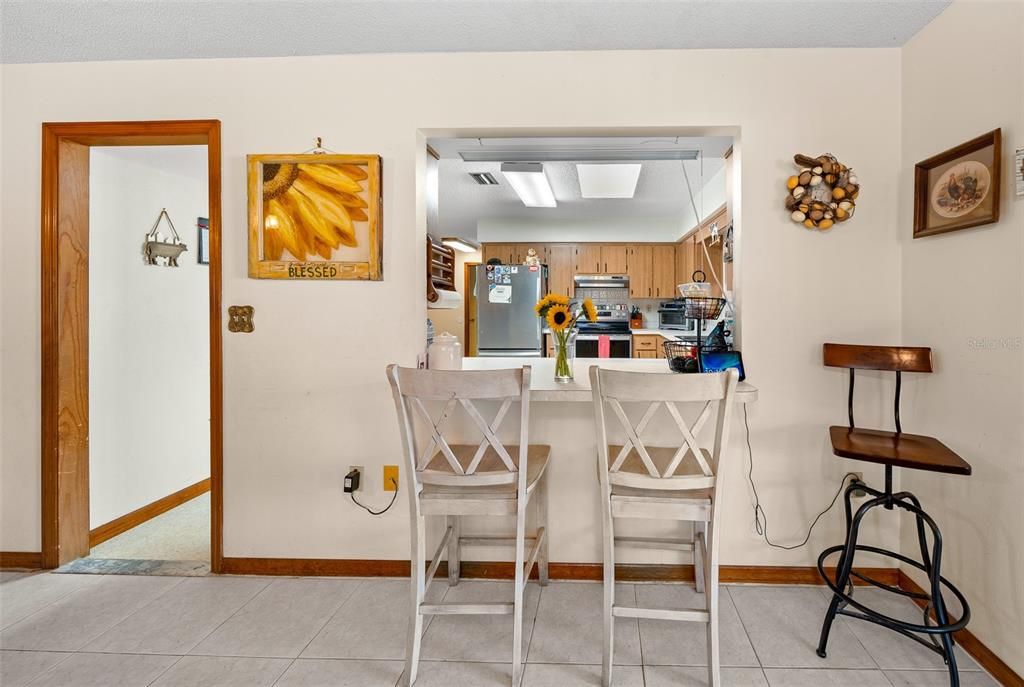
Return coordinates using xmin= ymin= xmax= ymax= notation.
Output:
xmin=0 ymin=571 xmax=997 ymax=686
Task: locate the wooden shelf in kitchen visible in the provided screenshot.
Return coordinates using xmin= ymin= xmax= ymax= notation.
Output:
xmin=427 ymin=237 xmax=456 ymax=303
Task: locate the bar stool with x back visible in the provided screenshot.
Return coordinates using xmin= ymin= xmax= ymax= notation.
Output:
xmin=816 ymin=344 xmax=972 ymax=687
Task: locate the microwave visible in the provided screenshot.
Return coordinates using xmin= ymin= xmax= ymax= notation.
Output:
xmin=658 ymin=300 xmax=696 ymax=332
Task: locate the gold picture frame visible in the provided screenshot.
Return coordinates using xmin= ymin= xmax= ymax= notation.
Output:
xmin=247 ymin=153 xmax=382 ymax=279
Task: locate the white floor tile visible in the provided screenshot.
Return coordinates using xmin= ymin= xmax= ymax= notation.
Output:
xmin=834 ymin=588 xmax=979 ymax=671
xmin=523 ymin=663 xmax=644 ymax=686
xmin=406 ymin=660 xmax=516 ymax=686
xmin=301 ymin=578 xmax=443 ymax=660
xmin=189 ymin=577 xmax=359 ymax=658
xmin=84 ymin=576 xmax=271 ymax=655
xmin=644 ymin=665 xmax=769 ymax=686
xmin=526 ymin=582 xmax=641 ymax=665
xmin=637 ymin=583 xmax=759 ymax=667
xmin=763 ymin=667 xmax=893 ymax=685
xmin=24 ymin=652 xmax=177 ymax=687
xmin=420 ymin=580 xmax=541 ymax=663
xmin=275 ymin=658 xmax=404 ymax=687
xmin=0 ymin=573 xmax=102 ymax=630
xmin=884 ymin=670 xmax=999 ymax=686
xmin=149 ymin=655 xmax=290 ymax=686
xmin=0 ymin=575 xmax=182 ymax=651
xmin=0 ymin=650 xmax=72 ymax=687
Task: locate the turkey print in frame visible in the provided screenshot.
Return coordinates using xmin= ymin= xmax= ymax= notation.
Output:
xmin=248 ymin=154 xmax=382 ymax=279
xmin=913 ymin=129 xmax=1001 ymax=238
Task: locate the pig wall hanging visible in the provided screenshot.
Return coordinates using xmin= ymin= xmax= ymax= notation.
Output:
xmin=143 ymin=208 xmax=188 ymax=266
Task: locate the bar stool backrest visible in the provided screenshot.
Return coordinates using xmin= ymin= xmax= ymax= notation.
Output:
xmin=823 ymin=343 xmax=932 ymax=431
xmin=590 ymin=367 xmax=739 ymax=493
xmin=386 ymin=365 xmax=532 ymax=492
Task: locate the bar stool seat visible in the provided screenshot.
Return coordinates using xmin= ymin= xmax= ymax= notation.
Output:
xmin=420 ymin=444 xmax=550 ymax=497
xmin=828 ymin=427 xmax=971 ymax=475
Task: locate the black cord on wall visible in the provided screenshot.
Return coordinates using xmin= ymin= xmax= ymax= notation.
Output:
xmin=351 ymin=477 xmax=400 ymax=516
xmin=742 ymin=405 xmax=858 ymax=550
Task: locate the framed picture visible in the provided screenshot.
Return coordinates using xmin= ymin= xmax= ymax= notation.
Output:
xmin=197 ymin=217 xmax=210 ymax=265
xmin=247 ymin=154 xmax=382 ymax=280
xmin=913 ymin=129 xmax=1001 ymax=238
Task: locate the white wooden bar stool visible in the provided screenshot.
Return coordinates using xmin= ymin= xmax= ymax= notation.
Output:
xmin=386 ymin=364 xmax=550 ymax=687
xmin=590 ymin=366 xmax=739 ymax=687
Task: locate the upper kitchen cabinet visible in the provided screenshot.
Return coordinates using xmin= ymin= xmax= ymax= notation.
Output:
xmin=651 ymin=244 xmax=676 ymax=299
xmin=546 ymin=243 xmax=575 ymax=297
xmin=601 ymin=245 xmax=628 ymax=274
xmin=575 ymin=244 xmax=602 ymax=274
xmin=482 ymin=243 xmax=515 ymax=265
xmin=627 ymin=245 xmax=653 ymax=298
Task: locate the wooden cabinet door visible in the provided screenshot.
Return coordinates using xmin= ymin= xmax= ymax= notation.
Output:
xmin=627 ymin=245 xmax=652 ymax=299
xmin=652 ymin=244 xmax=676 ymax=299
xmin=676 ymin=238 xmax=694 ymax=289
xmin=482 ymin=243 xmax=514 ymax=265
xmin=546 ymin=244 xmax=574 ymax=298
xmin=602 ymin=245 xmax=628 ymax=274
xmin=575 ymin=244 xmax=602 ymax=274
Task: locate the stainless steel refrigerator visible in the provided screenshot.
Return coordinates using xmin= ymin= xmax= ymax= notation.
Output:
xmin=469 ymin=264 xmax=547 ymax=357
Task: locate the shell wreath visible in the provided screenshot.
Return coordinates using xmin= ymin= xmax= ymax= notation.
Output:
xmin=785 ymin=153 xmax=860 ymax=231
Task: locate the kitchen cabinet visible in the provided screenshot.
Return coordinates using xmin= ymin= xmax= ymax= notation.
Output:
xmin=575 ymin=244 xmax=602 ymax=274
xmin=632 ymin=334 xmax=665 ymax=359
xmin=602 ymin=245 xmax=628 ymax=274
xmin=627 ymin=245 xmax=653 ymax=298
xmin=651 ymin=244 xmax=676 ymax=299
xmin=482 ymin=243 xmax=515 ymax=265
xmin=545 ymin=244 xmax=575 ymax=298
xmin=676 ymin=236 xmax=695 ymax=288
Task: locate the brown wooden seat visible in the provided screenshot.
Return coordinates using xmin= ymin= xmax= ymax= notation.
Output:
xmin=828 ymin=426 xmax=971 ymax=475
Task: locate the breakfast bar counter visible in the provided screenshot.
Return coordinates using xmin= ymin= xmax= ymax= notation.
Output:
xmin=442 ymin=357 xmax=757 ymax=565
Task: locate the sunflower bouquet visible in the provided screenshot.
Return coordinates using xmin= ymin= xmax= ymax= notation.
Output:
xmin=536 ymin=294 xmax=598 ymax=382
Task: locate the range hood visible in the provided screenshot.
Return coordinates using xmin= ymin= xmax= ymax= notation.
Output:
xmin=574 ymin=274 xmax=629 ymax=289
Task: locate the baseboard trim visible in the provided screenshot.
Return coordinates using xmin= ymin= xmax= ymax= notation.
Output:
xmin=219 ymin=557 xmax=897 ymax=587
xmin=898 ymin=571 xmax=1023 ymax=687
xmin=89 ymin=478 xmax=211 ymax=548
xmin=0 ymin=551 xmax=43 ymax=570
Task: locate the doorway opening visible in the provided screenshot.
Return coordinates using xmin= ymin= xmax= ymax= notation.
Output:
xmin=40 ymin=121 xmax=223 ymax=574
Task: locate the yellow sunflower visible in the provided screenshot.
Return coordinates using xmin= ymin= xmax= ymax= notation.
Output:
xmin=546 ymin=304 xmax=573 ymax=332
xmin=582 ymin=298 xmax=598 ymax=322
xmin=262 ymin=162 xmax=368 ymax=261
xmin=535 ymin=293 xmax=569 ymax=315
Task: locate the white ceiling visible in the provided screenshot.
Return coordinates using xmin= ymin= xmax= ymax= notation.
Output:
xmin=0 ymin=1 xmax=951 ymax=64
xmin=434 ymin=136 xmax=729 ymax=240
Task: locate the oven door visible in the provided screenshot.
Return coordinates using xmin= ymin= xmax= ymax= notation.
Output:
xmin=576 ymin=335 xmax=632 ymax=358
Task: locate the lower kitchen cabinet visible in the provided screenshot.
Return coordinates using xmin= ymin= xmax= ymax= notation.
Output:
xmin=632 ymin=334 xmax=666 ymax=359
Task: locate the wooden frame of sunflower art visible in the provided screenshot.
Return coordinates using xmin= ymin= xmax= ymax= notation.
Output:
xmin=247 ymin=154 xmax=383 ymax=280
xmin=535 ymin=294 xmax=597 ymax=382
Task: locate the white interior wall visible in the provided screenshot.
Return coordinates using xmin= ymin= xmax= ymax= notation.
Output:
xmin=428 ymin=248 xmax=480 ymax=349
xmin=1 ymin=48 xmax=902 ymax=570
xmin=899 ymin=0 xmax=1024 ymax=674
xmin=88 ymin=146 xmax=210 ymax=528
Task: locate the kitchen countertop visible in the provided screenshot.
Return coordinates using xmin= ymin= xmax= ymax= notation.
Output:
xmin=462 ymin=357 xmax=757 ymax=403
xmin=543 ymin=327 xmax=689 ymax=340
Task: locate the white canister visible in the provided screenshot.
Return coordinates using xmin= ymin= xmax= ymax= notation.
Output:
xmin=428 ymin=332 xmax=463 ymax=370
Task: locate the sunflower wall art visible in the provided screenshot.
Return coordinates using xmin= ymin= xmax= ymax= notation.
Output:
xmin=247 ymin=154 xmax=382 ymax=279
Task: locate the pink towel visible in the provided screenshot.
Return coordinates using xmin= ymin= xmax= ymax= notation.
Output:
xmin=598 ymin=335 xmax=611 ymax=359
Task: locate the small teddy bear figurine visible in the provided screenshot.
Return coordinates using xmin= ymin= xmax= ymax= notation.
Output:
xmin=524 ymin=247 xmax=541 ymax=266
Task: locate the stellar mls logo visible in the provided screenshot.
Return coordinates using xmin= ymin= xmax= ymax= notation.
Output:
xmin=967 ymin=337 xmax=1022 ymax=351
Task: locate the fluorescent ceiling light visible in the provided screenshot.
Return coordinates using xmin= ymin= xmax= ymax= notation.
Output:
xmin=468 ymin=172 xmax=498 ymax=185
xmin=462 ymin=149 xmax=698 ymax=162
xmin=500 ymin=162 xmax=557 ymax=208
xmin=442 ymin=237 xmax=480 ymax=253
xmin=577 ymin=163 xmax=642 ymax=198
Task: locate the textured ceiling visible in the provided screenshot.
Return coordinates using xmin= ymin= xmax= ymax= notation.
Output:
xmin=0 ymin=0 xmax=951 ymax=64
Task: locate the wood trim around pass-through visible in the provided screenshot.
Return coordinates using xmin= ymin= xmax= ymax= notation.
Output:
xmin=40 ymin=120 xmax=223 ymax=572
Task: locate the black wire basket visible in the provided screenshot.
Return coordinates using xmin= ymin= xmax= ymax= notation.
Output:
xmin=664 ymin=341 xmax=700 ymax=374
xmin=682 ymin=297 xmax=726 ymax=320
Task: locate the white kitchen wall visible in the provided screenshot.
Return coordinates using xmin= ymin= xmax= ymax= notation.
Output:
xmin=0 ymin=47 xmax=902 ymax=569
xmin=88 ymin=146 xmax=210 ymax=528
xmin=899 ymin=0 xmax=1024 ymax=674
xmin=477 ymin=216 xmax=687 ymax=243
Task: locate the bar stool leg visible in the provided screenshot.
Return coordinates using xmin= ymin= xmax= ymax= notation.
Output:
xmin=405 ymin=515 xmax=426 ymax=686
xmin=511 ymin=501 xmax=527 ymax=687
xmin=817 ymin=494 xmax=886 ymax=658
xmin=537 ymin=475 xmax=550 ymax=586
xmin=446 ymin=516 xmax=461 ymax=586
xmin=705 ymin=518 xmax=721 ymax=687
xmin=601 ymin=499 xmax=615 ymax=686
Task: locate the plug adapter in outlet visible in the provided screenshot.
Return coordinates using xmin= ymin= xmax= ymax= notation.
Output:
xmin=850 ymin=472 xmax=867 ymax=498
xmin=345 ymin=465 xmax=364 ymax=493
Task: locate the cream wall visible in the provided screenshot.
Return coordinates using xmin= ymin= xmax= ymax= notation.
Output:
xmin=88 ymin=146 xmax=210 ymax=528
xmin=0 ymin=49 xmax=902 ymax=568
xmin=899 ymin=0 xmax=1024 ymax=674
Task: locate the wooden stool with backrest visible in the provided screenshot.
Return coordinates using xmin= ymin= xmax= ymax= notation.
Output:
xmin=816 ymin=344 xmax=971 ymax=687
xmin=590 ymin=366 xmax=739 ymax=687
xmin=386 ymin=364 xmax=550 ymax=687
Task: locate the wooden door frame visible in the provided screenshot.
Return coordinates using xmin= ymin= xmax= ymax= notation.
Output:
xmin=40 ymin=120 xmax=223 ymax=572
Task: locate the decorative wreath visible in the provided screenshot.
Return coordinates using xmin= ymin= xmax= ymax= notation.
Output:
xmin=785 ymin=153 xmax=860 ymax=230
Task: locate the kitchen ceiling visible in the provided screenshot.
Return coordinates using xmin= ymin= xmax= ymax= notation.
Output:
xmin=0 ymin=1 xmax=951 ymax=64
xmin=433 ymin=136 xmax=730 ymax=241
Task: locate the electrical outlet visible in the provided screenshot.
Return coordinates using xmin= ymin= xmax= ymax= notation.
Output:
xmin=346 ymin=465 xmax=364 ymax=492
xmin=383 ymin=465 xmax=399 ymax=491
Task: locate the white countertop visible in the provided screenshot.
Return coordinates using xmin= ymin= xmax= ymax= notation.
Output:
xmin=462 ymin=357 xmax=757 ymax=403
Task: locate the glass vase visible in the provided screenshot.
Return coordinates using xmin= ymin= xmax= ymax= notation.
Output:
xmin=553 ymin=329 xmax=577 ymax=383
